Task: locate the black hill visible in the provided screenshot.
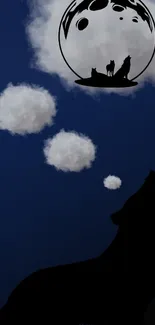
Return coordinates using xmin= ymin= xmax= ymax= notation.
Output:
xmin=0 ymin=170 xmax=155 ymax=324
xmin=75 ymin=72 xmax=138 ymax=88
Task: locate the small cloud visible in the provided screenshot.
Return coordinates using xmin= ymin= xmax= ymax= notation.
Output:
xmin=103 ymin=175 xmax=122 ymax=190
xmin=0 ymin=83 xmax=57 ymax=135
xmin=43 ymin=129 xmax=96 ymax=172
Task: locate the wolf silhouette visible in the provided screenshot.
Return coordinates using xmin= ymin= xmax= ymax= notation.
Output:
xmin=106 ymin=60 xmax=115 ymax=76
xmin=91 ymin=68 xmax=106 ymax=80
xmin=91 ymin=68 xmax=97 ymax=78
xmin=1 ymin=171 xmax=155 ymax=324
xmin=114 ymin=55 xmax=131 ymax=79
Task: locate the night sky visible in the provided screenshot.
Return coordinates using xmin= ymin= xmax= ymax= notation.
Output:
xmin=0 ymin=0 xmax=155 ymax=308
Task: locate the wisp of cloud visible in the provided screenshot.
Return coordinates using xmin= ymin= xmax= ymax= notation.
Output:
xmin=103 ymin=175 xmax=122 ymax=190
xmin=43 ymin=129 xmax=96 ymax=172
xmin=0 ymin=83 xmax=57 ymax=135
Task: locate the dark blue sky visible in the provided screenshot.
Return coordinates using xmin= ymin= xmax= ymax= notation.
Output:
xmin=0 ymin=0 xmax=155 ymax=307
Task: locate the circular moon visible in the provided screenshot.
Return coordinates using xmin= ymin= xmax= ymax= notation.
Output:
xmin=58 ymin=0 xmax=155 ymax=83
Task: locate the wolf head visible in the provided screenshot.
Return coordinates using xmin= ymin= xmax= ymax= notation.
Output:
xmin=110 ymin=170 xmax=155 ymax=226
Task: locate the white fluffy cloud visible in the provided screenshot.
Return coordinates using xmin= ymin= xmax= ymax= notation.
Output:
xmin=27 ymin=0 xmax=155 ymax=96
xmin=103 ymin=175 xmax=122 ymax=190
xmin=0 ymin=83 xmax=57 ymax=135
xmin=43 ymin=129 xmax=96 ymax=171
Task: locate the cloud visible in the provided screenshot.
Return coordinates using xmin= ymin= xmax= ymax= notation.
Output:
xmin=103 ymin=175 xmax=122 ymax=190
xmin=27 ymin=0 xmax=155 ymax=96
xmin=43 ymin=129 xmax=96 ymax=171
xmin=0 ymin=83 xmax=57 ymax=135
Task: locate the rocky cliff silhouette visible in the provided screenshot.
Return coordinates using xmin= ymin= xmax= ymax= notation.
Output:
xmin=0 ymin=170 xmax=155 ymax=324
xmin=75 ymin=71 xmax=138 ymax=88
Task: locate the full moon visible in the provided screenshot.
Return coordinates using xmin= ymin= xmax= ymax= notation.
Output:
xmin=58 ymin=0 xmax=155 ymax=82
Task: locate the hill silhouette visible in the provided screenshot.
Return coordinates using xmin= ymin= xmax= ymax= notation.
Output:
xmin=0 ymin=170 xmax=155 ymax=323
xmin=75 ymin=71 xmax=138 ymax=88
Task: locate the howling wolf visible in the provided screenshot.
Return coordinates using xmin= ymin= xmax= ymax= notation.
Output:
xmin=1 ymin=171 xmax=155 ymax=324
xmin=114 ymin=55 xmax=131 ymax=79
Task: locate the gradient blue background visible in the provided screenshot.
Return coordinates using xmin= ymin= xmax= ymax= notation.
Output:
xmin=0 ymin=0 xmax=155 ymax=307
